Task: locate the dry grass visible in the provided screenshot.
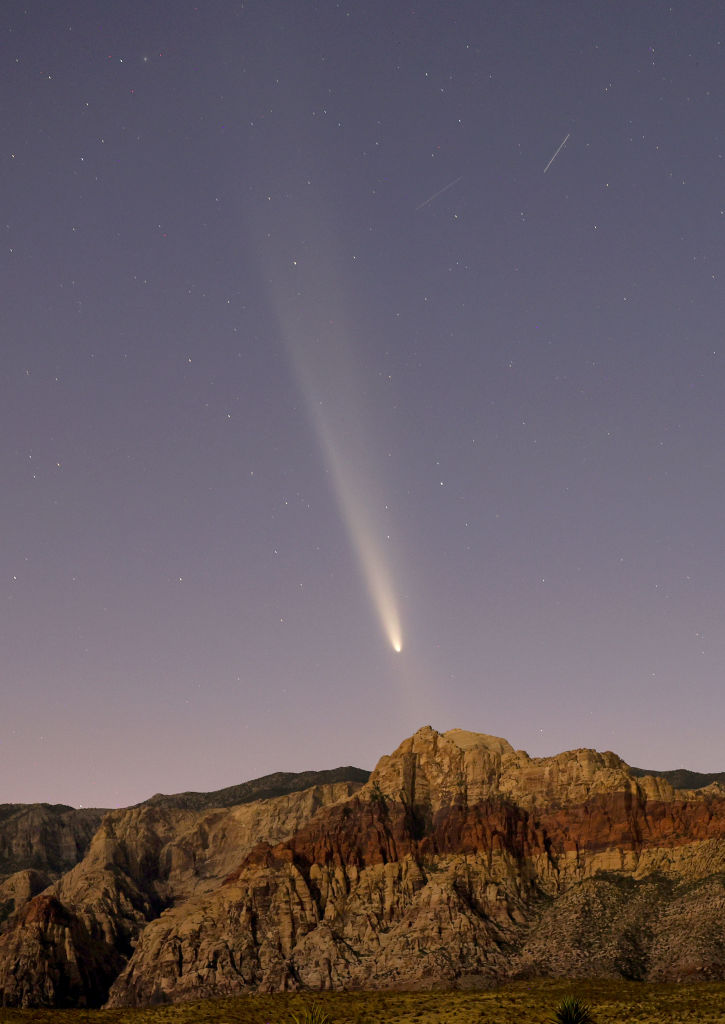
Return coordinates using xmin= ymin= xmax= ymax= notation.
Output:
xmin=1 ymin=980 xmax=724 ymax=1024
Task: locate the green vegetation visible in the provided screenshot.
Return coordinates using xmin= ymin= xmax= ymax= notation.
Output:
xmin=291 ymin=1003 xmax=332 ymax=1024
xmin=549 ymin=996 xmax=594 ymax=1023
xmin=0 ymin=980 xmax=724 ymax=1024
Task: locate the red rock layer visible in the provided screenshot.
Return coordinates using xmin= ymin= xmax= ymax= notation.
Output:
xmin=1 ymin=727 xmax=723 ymax=1009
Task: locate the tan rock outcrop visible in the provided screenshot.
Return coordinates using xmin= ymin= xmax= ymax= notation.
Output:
xmin=0 ymin=869 xmax=51 ymax=927
xmin=0 ymin=804 xmax=105 ymax=880
xmin=105 ymin=727 xmax=725 ymax=1006
xmin=0 ymin=780 xmax=362 ymax=1007
xmin=1 ymin=727 xmax=723 ymax=1009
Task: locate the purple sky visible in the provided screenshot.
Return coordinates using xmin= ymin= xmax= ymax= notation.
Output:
xmin=3 ymin=1 xmax=725 ymax=808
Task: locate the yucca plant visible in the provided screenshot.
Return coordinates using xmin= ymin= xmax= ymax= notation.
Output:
xmin=549 ymin=995 xmax=595 ymax=1024
xmin=291 ymin=1003 xmax=332 ymax=1024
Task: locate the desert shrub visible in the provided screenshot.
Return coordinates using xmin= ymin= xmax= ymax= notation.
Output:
xmin=549 ymin=995 xmax=595 ymax=1024
xmin=291 ymin=1003 xmax=332 ymax=1024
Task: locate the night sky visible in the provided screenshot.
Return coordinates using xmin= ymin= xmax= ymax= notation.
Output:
xmin=4 ymin=1 xmax=725 ymax=808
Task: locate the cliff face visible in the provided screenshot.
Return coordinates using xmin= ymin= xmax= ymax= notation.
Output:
xmin=0 ymin=780 xmax=363 ymax=1007
xmin=0 ymin=804 xmax=106 ymax=881
xmin=1 ymin=729 xmax=723 ymax=1009
xmin=0 ymin=803 xmax=107 ymax=930
xmin=106 ymin=728 xmax=725 ymax=1006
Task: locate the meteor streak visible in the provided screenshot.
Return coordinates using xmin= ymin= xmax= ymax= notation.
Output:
xmin=543 ymin=132 xmax=570 ymax=173
xmin=415 ymin=175 xmax=463 ymax=211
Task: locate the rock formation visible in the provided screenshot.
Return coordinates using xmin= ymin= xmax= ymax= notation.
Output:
xmin=0 ymin=803 xmax=107 ymax=926
xmin=0 ymin=774 xmax=365 ymax=1007
xmin=0 ymin=803 xmax=106 ymax=880
xmin=0 ymin=729 xmax=723 ymax=1009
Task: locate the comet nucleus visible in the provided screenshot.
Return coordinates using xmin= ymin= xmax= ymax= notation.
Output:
xmin=264 ymin=209 xmax=405 ymax=656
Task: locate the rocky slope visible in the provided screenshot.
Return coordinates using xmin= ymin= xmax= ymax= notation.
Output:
xmin=142 ymin=767 xmax=371 ymax=812
xmin=1 ymin=729 xmax=723 ymax=1009
xmin=0 ymin=774 xmax=365 ymax=1008
xmin=630 ymin=766 xmax=725 ymax=790
xmin=0 ymin=803 xmax=107 ymax=880
xmin=0 ymin=803 xmax=108 ymax=929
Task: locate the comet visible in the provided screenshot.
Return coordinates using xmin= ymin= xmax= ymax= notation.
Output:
xmin=312 ymin=411 xmax=404 ymax=655
xmin=261 ymin=204 xmax=405 ymax=654
xmin=276 ymin=302 xmax=404 ymax=655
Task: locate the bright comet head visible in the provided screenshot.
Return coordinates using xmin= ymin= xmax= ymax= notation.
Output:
xmin=275 ymin=284 xmax=405 ymax=659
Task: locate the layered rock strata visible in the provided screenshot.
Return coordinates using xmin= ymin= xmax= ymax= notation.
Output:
xmin=0 ymin=803 xmax=106 ymax=880
xmin=107 ymin=728 xmax=725 ymax=1005
xmin=0 ymin=803 xmax=107 ymax=928
xmin=1 ymin=729 xmax=723 ymax=1008
xmin=0 ymin=779 xmax=362 ymax=1007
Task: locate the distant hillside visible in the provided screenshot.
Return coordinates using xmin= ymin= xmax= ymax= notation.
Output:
xmin=0 ymin=770 xmax=371 ymax=882
xmin=140 ymin=766 xmax=371 ymax=811
xmin=630 ymin=767 xmax=725 ymax=790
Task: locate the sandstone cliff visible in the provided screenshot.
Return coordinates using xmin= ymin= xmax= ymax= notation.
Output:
xmin=1 ymin=729 xmax=723 ymax=1009
xmin=0 ymin=778 xmax=363 ymax=1007
xmin=0 ymin=803 xmax=107 ymax=927
xmin=0 ymin=804 xmax=106 ymax=881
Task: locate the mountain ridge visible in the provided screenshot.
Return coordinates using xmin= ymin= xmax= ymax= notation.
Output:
xmin=139 ymin=766 xmax=372 ymax=811
xmin=629 ymin=766 xmax=725 ymax=790
xmin=0 ymin=728 xmax=723 ymax=1009
xmin=3 ymin=757 xmax=717 ymax=821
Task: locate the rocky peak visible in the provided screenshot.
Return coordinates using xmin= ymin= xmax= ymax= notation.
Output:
xmin=367 ymin=725 xmax=512 ymax=813
xmin=444 ymin=728 xmax=515 ymax=755
xmin=365 ymin=725 xmax=647 ymax=814
xmin=1 ymin=727 xmax=723 ymax=1009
